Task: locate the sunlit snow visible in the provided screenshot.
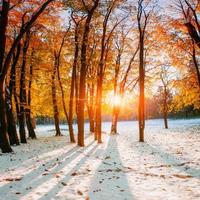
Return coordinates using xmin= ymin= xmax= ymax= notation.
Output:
xmin=0 ymin=119 xmax=200 ymax=200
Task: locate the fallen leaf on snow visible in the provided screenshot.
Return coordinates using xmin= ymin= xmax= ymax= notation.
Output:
xmin=71 ymin=172 xmax=78 ymax=176
xmin=61 ymin=182 xmax=67 ymax=186
xmin=173 ymin=174 xmax=193 ymax=179
xmin=4 ymin=177 xmax=23 ymax=182
xmin=77 ymin=190 xmax=83 ymax=195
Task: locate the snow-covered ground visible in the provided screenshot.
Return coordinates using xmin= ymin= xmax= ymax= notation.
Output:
xmin=0 ymin=119 xmax=200 ymax=200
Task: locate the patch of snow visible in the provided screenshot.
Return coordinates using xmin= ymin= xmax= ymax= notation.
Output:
xmin=0 ymin=119 xmax=200 ymax=200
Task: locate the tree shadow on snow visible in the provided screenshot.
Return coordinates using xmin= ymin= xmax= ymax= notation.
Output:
xmin=0 ymin=135 xmax=94 ymax=199
xmin=3 ymin=133 xmax=91 ymax=174
xmin=37 ymin=142 xmax=99 ymax=200
xmin=135 ymin=143 xmax=200 ymax=179
xmin=88 ymin=135 xmax=135 ymax=200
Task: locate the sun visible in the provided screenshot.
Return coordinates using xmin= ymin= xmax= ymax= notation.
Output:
xmin=105 ymin=91 xmax=122 ymax=107
xmin=113 ymin=95 xmax=121 ymax=106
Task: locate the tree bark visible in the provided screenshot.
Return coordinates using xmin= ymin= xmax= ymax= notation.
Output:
xmin=163 ymin=111 xmax=168 ymax=129
xmin=185 ymin=22 xmax=200 ymax=49
xmin=0 ymin=81 xmax=13 ymax=152
xmin=88 ymin=83 xmax=95 ymax=133
xmin=6 ymin=87 xmax=19 ymax=145
xmin=13 ymin=62 xmax=20 ymax=129
xmin=111 ymin=107 xmax=120 ymax=134
xmin=77 ymin=0 xmax=99 ymax=146
xmin=137 ymin=0 xmax=148 ymax=142
xmin=0 ymin=0 xmax=13 ymax=152
xmin=0 ymin=0 xmax=9 ymax=72
xmin=7 ymin=43 xmax=21 ymax=145
xmin=69 ymin=21 xmax=79 ymax=142
xmin=95 ymin=31 xmax=106 ymax=143
xmin=192 ymin=42 xmax=200 ymax=87
xmin=57 ymin=56 xmax=75 ymax=142
xmin=95 ymin=75 xmax=103 ymax=143
xmin=52 ymin=55 xmax=61 ymax=136
xmin=138 ymin=34 xmax=145 ymax=142
xmin=111 ymin=50 xmax=120 ymax=134
xmin=26 ymin=49 xmax=36 ymax=139
xmin=163 ymin=87 xmax=168 ymax=129
xmin=19 ymin=33 xmax=30 ymax=143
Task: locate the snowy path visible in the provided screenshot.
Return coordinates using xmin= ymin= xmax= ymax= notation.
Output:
xmin=0 ymin=119 xmax=200 ymax=200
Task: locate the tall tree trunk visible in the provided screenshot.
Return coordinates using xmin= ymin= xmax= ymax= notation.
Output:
xmin=53 ymin=30 xmax=75 ymax=141
xmin=95 ymin=40 xmax=105 ymax=143
xmin=69 ymin=22 xmax=79 ymax=142
xmin=78 ymin=30 xmax=87 ymax=146
xmin=111 ymin=52 xmax=120 ymax=134
xmin=192 ymin=42 xmax=200 ymax=87
xmin=7 ymin=43 xmax=21 ymax=145
xmin=52 ymin=56 xmax=61 ymax=136
xmin=57 ymin=57 xmax=75 ymax=142
xmin=95 ymin=75 xmax=103 ymax=143
xmin=95 ymin=2 xmax=114 ymax=143
xmin=137 ymin=0 xmax=148 ymax=142
xmin=75 ymin=70 xmax=79 ymax=118
xmin=26 ymin=49 xmax=36 ymax=139
xmin=0 ymin=0 xmax=13 ymax=153
xmin=138 ymin=34 xmax=145 ymax=142
xmin=13 ymin=66 xmax=20 ymax=127
xmin=19 ymin=33 xmax=30 ymax=143
xmin=77 ymin=1 xmax=99 ymax=146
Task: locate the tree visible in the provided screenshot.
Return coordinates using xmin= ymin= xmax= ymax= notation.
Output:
xmin=111 ymin=29 xmax=139 ymax=134
xmin=86 ymin=34 xmax=98 ymax=134
xmin=68 ymin=12 xmax=85 ymax=142
xmin=96 ymin=0 xmax=125 ymax=142
xmin=26 ymin=47 xmax=37 ymax=139
xmin=137 ymin=0 xmax=151 ymax=142
xmin=56 ymin=29 xmax=76 ymax=142
xmin=159 ymin=66 xmax=171 ymax=129
xmin=18 ymin=31 xmax=30 ymax=143
xmin=77 ymin=0 xmax=99 ymax=147
xmin=0 ymin=0 xmax=55 ymax=152
xmin=7 ymin=38 xmax=21 ymax=145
